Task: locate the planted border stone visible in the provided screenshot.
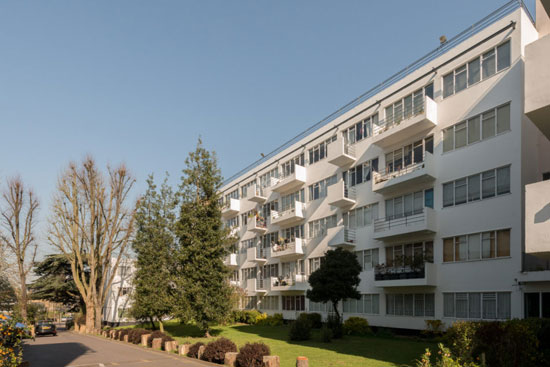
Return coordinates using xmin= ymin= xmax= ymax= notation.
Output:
xmin=263 ymin=355 xmax=280 ymax=367
xmin=224 ymin=352 xmax=238 ymax=366
xmin=296 ymin=356 xmax=308 ymax=367
xmin=179 ymin=344 xmax=190 ymax=356
xmin=165 ymin=340 xmax=177 ymax=353
xmin=123 ymin=334 xmax=129 ymax=343
xmin=141 ymin=334 xmax=151 ymax=347
xmin=197 ymin=345 xmax=205 ymax=360
xmin=152 ymin=338 xmax=163 ymax=350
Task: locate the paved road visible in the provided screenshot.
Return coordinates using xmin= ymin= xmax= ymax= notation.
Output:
xmin=23 ymin=326 xmax=213 ymax=367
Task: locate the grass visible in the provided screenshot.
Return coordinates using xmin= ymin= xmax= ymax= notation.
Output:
xmin=123 ymin=320 xmax=435 ymax=367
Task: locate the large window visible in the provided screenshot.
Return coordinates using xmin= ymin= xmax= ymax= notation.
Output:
xmin=281 ymin=154 xmax=305 ymax=178
xmin=240 ymin=180 xmax=255 ymax=198
xmin=308 ymin=215 xmax=337 ymax=238
xmin=443 ymin=103 xmax=510 ymax=153
xmin=383 ymin=83 xmax=434 ymax=126
xmin=308 ymin=137 xmax=336 ymax=165
xmin=280 ymin=225 xmax=304 ymax=241
xmin=384 ymin=136 xmax=433 ymax=174
xmin=524 ymin=292 xmax=550 ymax=318
xmin=343 ymin=203 xmax=379 ymax=229
xmin=386 ymin=293 xmax=435 ymax=317
xmin=443 ymin=165 xmax=510 ymax=207
xmin=262 ymin=264 xmax=279 ymax=279
xmin=343 ymin=113 xmax=378 ymax=144
xmin=260 ymin=296 xmax=279 ymax=310
xmin=225 ymin=216 xmax=239 ymax=229
xmin=282 ymin=295 xmax=305 ymax=311
xmin=443 ymin=229 xmax=510 ymax=262
xmin=280 ymin=189 xmax=305 ymax=211
xmin=309 ymin=300 xmax=335 ymax=313
xmin=308 ymin=256 xmax=324 ymax=274
xmin=243 ymin=296 xmax=257 ymax=310
xmin=385 ymin=241 xmax=434 ymax=267
xmin=355 ymin=249 xmax=380 ymax=271
xmin=443 ymin=40 xmax=511 ymax=98
xmin=224 ymin=189 xmax=239 ymax=203
xmin=343 ymin=294 xmax=380 ymax=314
xmin=308 ymin=175 xmax=337 ymax=201
xmin=242 ymin=267 xmax=257 ymax=281
xmin=444 ymin=292 xmax=511 ymax=320
xmin=259 ymin=168 xmax=278 ymax=189
xmin=385 ymin=189 xmax=433 ymax=220
xmin=343 ymin=158 xmax=379 ymax=187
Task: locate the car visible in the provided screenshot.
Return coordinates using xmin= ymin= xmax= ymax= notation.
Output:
xmin=35 ymin=321 xmax=57 ymax=336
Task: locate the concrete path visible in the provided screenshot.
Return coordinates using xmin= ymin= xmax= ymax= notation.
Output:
xmin=23 ymin=325 xmax=213 ymax=367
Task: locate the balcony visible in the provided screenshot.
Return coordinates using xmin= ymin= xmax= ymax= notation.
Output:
xmin=327 ymin=181 xmax=356 ymax=208
xmin=374 ymin=262 xmax=437 ymax=287
xmin=221 ymin=198 xmax=240 ymax=219
xmin=224 ymin=253 xmax=238 ymax=268
xmin=271 ymin=238 xmax=305 ymax=261
xmin=271 ymin=165 xmax=307 ymax=194
xmin=271 ymin=274 xmax=309 ymax=292
xmin=246 ymin=278 xmax=267 ymax=295
xmin=229 ymin=280 xmax=240 ymax=287
xmin=328 ymin=226 xmax=356 ymax=249
xmin=246 ymin=246 xmax=267 ymax=264
xmin=372 ymin=97 xmax=438 ymax=148
xmin=327 ymin=137 xmax=356 ymax=167
xmin=373 ymin=208 xmax=437 ymax=241
xmin=525 ymin=34 xmax=550 ymax=140
xmin=247 ymin=184 xmax=267 ymax=204
xmin=271 ymin=202 xmax=306 ymax=226
xmin=247 ymin=216 xmax=267 ymax=234
xmin=372 ymin=152 xmax=436 ymax=194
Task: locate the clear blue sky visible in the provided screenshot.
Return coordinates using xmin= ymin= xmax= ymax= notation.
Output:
xmin=0 ymin=0 xmax=534 ymax=257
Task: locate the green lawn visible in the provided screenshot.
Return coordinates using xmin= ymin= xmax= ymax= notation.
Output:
xmin=127 ymin=321 xmax=434 ymax=367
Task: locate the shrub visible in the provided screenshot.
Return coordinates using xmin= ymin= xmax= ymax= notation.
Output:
xmin=289 ymin=316 xmax=311 ymax=341
xmin=202 ymin=337 xmax=237 ymax=364
xmin=320 ymin=324 xmax=333 ymax=343
xmin=118 ymin=329 xmax=130 ymax=341
xmin=255 ymin=313 xmax=268 ymax=325
xmin=305 ymin=313 xmax=322 ymax=329
xmin=147 ymin=330 xmax=174 ymax=349
xmin=343 ymin=316 xmax=371 ymax=336
xmin=230 ymin=310 xmax=262 ymax=325
xmin=444 ymin=321 xmax=478 ymax=363
xmin=423 ymin=320 xmax=444 ymax=337
xmin=416 ymin=343 xmax=480 ymax=367
xmin=236 ymin=342 xmax=270 ymax=367
xmin=256 ymin=313 xmax=283 ymax=327
xmin=128 ymin=328 xmax=150 ymax=344
xmin=326 ymin=313 xmax=343 ymax=339
xmin=188 ymin=342 xmax=205 ymax=358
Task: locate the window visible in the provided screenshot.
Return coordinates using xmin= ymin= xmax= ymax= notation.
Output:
xmin=259 ymin=168 xmax=278 ymax=188
xmin=386 ymin=293 xmax=434 ymax=316
xmin=443 ymin=229 xmax=510 ymax=262
xmin=309 ymin=300 xmax=336 ymax=313
xmin=343 ymin=158 xmax=379 ymax=186
xmin=241 ymin=180 xmax=255 ymax=197
xmin=443 ymin=40 xmax=510 ymax=98
xmin=308 ymin=215 xmax=337 ymax=238
xmin=262 ymin=264 xmax=279 ymax=279
xmin=225 ymin=216 xmax=239 ymax=229
xmin=308 ymin=257 xmax=324 ymax=274
xmin=308 ymin=175 xmax=337 ymax=201
xmin=385 ymin=189 xmax=428 ymax=220
xmin=224 ymin=189 xmax=239 ymax=203
xmin=343 ymin=294 xmax=380 ymax=314
xmin=344 ymin=203 xmax=379 ymax=229
xmin=343 ymin=113 xmax=377 ymax=144
xmin=308 ymin=137 xmax=336 ymax=165
xmin=382 ymin=137 xmax=433 ymax=175
xmin=524 ymin=292 xmax=550 ymax=318
xmin=443 ymin=165 xmax=510 ymax=207
xmin=280 ymin=225 xmax=304 ymax=241
xmin=280 ymin=189 xmax=305 ymax=211
xmin=260 ymin=296 xmax=279 ymax=310
xmin=442 ymin=103 xmax=510 ymax=153
xmin=385 ymin=242 xmax=434 ymax=267
xmin=281 ymin=154 xmax=305 ymax=178
xmin=282 ymin=295 xmax=305 ymax=311
xmin=443 ymin=292 xmax=510 ymax=320
xmin=242 ymin=267 xmax=257 ymax=280
xmin=355 ymin=249 xmax=380 ymax=271
xmin=243 ymin=296 xmax=257 ymax=310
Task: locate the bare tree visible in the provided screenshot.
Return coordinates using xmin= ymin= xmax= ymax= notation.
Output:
xmin=49 ymin=157 xmax=137 ymax=332
xmin=0 ymin=177 xmax=39 ymax=321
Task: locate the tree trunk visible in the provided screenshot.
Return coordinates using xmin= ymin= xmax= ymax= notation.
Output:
xmin=85 ymin=302 xmax=95 ymax=333
xmin=149 ymin=316 xmax=156 ymax=330
xmin=19 ymin=274 xmax=28 ymax=322
xmin=158 ymin=318 xmax=164 ymax=333
xmin=94 ymin=303 xmax=103 ymax=330
xmin=332 ymin=301 xmax=340 ymax=321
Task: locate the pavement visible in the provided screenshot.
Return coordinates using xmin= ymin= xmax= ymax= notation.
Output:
xmin=23 ymin=325 xmax=214 ymax=367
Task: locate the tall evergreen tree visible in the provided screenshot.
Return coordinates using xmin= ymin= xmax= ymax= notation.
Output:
xmin=175 ymin=139 xmax=232 ymax=336
xmin=130 ymin=174 xmax=177 ymax=332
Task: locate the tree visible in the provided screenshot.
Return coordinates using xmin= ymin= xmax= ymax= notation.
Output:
xmin=0 ymin=274 xmax=16 ymax=311
xmin=306 ymin=247 xmax=362 ymax=320
xmin=29 ymin=254 xmax=84 ymax=312
xmin=130 ymin=174 xmax=177 ymax=332
xmin=49 ymin=157 xmax=137 ymax=332
xmin=0 ymin=177 xmax=39 ymax=322
xmin=174 ymin=139 xmax=232 ymax=336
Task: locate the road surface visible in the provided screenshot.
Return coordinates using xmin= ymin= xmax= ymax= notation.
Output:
xmin=23 ymin=325 xmax=214 ymax=367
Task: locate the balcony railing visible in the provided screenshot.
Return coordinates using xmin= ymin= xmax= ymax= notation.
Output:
xmin=328 ymin=181 xmax=356 ymax=208
xmin=374 ymin=97 xmax=426 ymax=136
xmin=271 ymin=202 xmax=306 ymax=226
xmin=375 ymin=152 xmax=431 ymax=184
xmin=373 ymin=208 xmax=436 ymax=240
xmin=328 ymin=137 xmax=356 ymax=167
xmin=271 ymin=238 xmax=305 ymax=260
xmin=374 ymin=262 xmax=437 ymax=287
xmin=247 ymin=184 xmax=267 ymax=203
xmin=374 ymin=263 xmax=427 ymax=281
xmin=375 ymin=210 xmax=425 ymax=232
xmin=271 ymin=274 xmax=308 ymax=291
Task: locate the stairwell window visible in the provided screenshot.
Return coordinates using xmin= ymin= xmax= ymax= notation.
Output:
xmin=308 ymin=175 xmax=337 ymax=201
xmin=344 ymin=113 xmax=377 ymax=144
xmin=443 ymin=229 xmax=510 ymax=262
xmin=308 ymin=215 xmax=337 ymax=239
xmin=355 ymin=249 xmax=380 ymax=271
xmin=443 ymin=40 xmax=510 ymax=98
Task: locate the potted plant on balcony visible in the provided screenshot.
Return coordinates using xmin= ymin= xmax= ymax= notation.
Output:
xmin=411 ymin=255 xmax=425 ymax=279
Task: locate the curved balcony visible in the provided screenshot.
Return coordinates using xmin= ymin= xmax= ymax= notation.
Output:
xmin=271 ymin=238 xmax=305 ymax=261
xmin=247 ymin=216 xmax=267 ymax=234
xmin=271 ymin=274 xmax=308 ymax=292
xmin=271 ymin=202 xmax=306 ymax=227
xmin=328 ymin=226 xmax=356 ymax=249
xmin=373 ymin=208 xmax=437 ymax=241
xmin=224 ymin=253 xmax=238 ymax=268
xmin=327 ymin=181 xmax=356 ymax=208
xmin=271 ymin=165 xmax=306 ymax=194
xmin=246 ymin=246 xmax=267 ymax=264
xmin=372 ymin=97 xmax=438 ymax=148
xmin=221 ymin=198 xmax=240 ymax=219
xmin=247 ymin=184 xmax=267 ymax=204
xmin=328 ymin=137 xmax=356 ymax=167
xmin=372 ymin=152 xmax=436 ymax=195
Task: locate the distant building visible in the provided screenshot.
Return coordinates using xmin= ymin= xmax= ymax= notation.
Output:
xmin=102 ymin=258 xmax=135 ymax=326
xmin=219 ymin=1 xmax=550 ymax=329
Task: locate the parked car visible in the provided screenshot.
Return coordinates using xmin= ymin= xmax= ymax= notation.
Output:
xmin=35 ymin=321 xmax=57 ymax=336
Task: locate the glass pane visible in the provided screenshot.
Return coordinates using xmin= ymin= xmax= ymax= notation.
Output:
xmin=455 ymin=122 xmax=467 ymax=148
xmin=482 ymin=110 xmax=496 ymax=139
xmin=497 ymin=229 xmax=510 ymax=257
xmin=456 ymin=236 xmax=468 ymax=261
xmin=425 ymin=294 xmax=435 ymax=316
xmin=394 ymin=197 xmax=403 ymax=218
xmin=497 ymin=103 xmax=510 ymax=134
xmin=404 ymin=95 xmax=413 ymax=118
xmin=524 ymin=293 xmax=540 ymax=318
xmin=455 ymin=178 xmax=467 ymax=205
xmin=443 ymin=128 xmax=454 ymax=152
xmin=385 ymin=106 xmax=394 ymax=126
xmin=443 ymin=182 xmax=454 ymax=207
xmin=469 ymin=293 xmax=481 ymax=319
xmin=425 ymin=136 xmax=433 ymax=154
xmin=424 ymin=188 xmax=434 ymax=209
xmin=468 ymin=233 xmax=481 ymax=260
xmin=443 ymin=238 xmax=454 ymax=262
xmin=497 ymin=293 xmax=511 ymax=319
xmin=443 ymin=73 xmax=454 ymax=98
xmin=482 ymin=170 xmax=496 ymax=199
xmin=483 ymin=293 xmax=497 ymax=319
xmin=468 ymin=174 xmax=481 ymax=202
xmin=482 ymin=231 xmax=496 ymax=259
xmin=424 ymin=83 xmax=434 ymax=100
xmin=482 ymin=49 xmax=496 ymax=79
xmin=468 ymin=116 xmax=480 ymax=144
xmin=497 ymin=41 xmax=511 ymax=71
xmin=444 ymin=293 xmax=455 ymax=317
xmin=497 ymin=166 xmax=510 ymax=195
xmin=404 ymin=145 xmax=412 ymax=166
xmin=456 ymin=293 xmax=468 ymax=318
xmin=455 ymin=65 xmax=467 ymax=93
xmin=404 ymin=294 xmax=414 ymax=316
xmin=404 ymin=194 xmax=413 ymax=216
xmin=468 ymin=58 xmax=481 ymax=85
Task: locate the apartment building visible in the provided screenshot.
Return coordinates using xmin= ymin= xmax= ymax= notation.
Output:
xmin=103 ymin=259 xmax=135 ymax=326
xmin=220 ymin=0 xmax=550 ymax=330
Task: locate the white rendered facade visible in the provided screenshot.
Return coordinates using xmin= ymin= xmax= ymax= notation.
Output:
xmin=220 ymin=1 xmax=550 ymax=330
xmin=102 ymin=259 xmax=135 ymax=325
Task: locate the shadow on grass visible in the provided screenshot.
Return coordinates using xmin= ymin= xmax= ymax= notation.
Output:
xmin=131 ymin=321 xmax=222 ymax=338
xmin=231 ymin=324 xmax=434 ymax=366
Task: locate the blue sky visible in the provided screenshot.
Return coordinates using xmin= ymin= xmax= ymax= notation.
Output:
xmin=0 ymin=0 xmax=533 ymax=256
